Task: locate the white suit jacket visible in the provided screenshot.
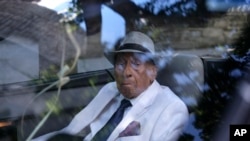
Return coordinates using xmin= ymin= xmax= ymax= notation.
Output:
xmin=32 ymin=80 xmax=189 ymax=141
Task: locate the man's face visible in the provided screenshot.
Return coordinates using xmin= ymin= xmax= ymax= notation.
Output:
xmin=114 ymin=52 xmax=157 ymax=99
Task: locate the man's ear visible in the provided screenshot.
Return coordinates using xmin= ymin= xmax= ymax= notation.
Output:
xmin=151 ymin=65 xmax=158 ymax=80
xmin=147 ymin=64 xmax=158 ymax=81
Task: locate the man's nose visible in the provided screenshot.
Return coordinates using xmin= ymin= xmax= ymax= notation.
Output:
xmin=123 ymin=63 xmax=132 ymax=77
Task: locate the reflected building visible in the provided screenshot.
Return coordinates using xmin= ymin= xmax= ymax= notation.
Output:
xmin=0 ymin=0 xmax=86 ymax=84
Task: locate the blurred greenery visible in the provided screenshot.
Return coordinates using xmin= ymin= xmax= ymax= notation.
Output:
xmin=178 ymin=133 xmax=195 ymax=141
xmin=231 ymin=20 xmax=250 ymax=64
xmin=45 ymin=95 xmax=62 ymax=115
xmin=40 ymin=65 xmax=58 ymax=81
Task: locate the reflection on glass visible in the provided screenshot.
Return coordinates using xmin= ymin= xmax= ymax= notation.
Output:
xmin=0 ymin=36 xmax=39 ymax=84
xmin=0 ymin=0 xmax=250 ymax=141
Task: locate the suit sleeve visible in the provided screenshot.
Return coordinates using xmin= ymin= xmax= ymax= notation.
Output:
xmin=152 ymin=100 xmax=189 ymax=141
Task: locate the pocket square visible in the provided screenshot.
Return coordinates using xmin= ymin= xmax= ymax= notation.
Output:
xmin=118 ymin=121 xmax=141 ymax=137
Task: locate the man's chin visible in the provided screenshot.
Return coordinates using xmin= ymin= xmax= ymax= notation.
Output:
xmin=120 ymin=89 xmax=134 ymax=99
xmin=120 ymin=90 xmax=142 ymax=99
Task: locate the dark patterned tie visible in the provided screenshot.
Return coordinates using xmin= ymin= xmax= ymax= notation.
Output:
xmin=91 ymin=99 xmax=132 ymax=141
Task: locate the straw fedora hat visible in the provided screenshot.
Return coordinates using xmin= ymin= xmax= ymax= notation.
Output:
xmin=104 ymin=31 xmax=158 ymax=65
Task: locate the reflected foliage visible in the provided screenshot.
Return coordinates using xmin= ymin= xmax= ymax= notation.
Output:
xmin=143 ymin=0 xmax=197 ymax=16
xmin=178 ymin=133 xmax=194 ymax=141
xmin=189 ymin=18 xmax=250 ymax=141
xmin=231 ymin=20 xmax=250 ymax=69
xmin=70 ymin=0 xmax=212 ymax=35
xmin=38 ymin=65 xmax=59 ymax=83
xmin=45 ymin=95 xmax=62 ymax=115
xmin=182 ymin=59 xmax=236 ymax=141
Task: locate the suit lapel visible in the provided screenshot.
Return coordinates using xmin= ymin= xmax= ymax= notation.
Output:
xmin=107 ymin=81 xmax=160 ymax=141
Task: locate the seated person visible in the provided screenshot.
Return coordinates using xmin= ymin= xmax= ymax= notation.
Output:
xmin=32 ymin=31 xmax=189 ymax=141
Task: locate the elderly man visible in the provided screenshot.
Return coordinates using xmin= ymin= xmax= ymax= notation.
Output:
xmin=32 ymin=31 xmax=189 ymax=141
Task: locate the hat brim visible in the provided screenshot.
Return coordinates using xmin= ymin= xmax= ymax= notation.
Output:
xmin=104 ymin=49 xmax=158 ymax=66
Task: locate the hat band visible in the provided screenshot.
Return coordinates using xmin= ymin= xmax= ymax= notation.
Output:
xmin=118 ymin=43 xmax=151 ymax=53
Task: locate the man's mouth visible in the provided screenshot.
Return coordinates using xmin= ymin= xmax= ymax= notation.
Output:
xmin=121 ymin=82 xmax=133 ymax=86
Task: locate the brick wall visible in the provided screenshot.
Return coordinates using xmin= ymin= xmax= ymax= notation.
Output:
xmin=153 ymin=11 xmax=249 ymax=50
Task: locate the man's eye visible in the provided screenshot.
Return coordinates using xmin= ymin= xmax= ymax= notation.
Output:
xmin=116 ymin=62 xmax=124 ymax=66
xmin=132 ymin=61 xmax=141 ymax=65
xmin=131 ymin=61 xmax=141 ymax=68
xmin=115 ymin=61 xmax=125 ymax=68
